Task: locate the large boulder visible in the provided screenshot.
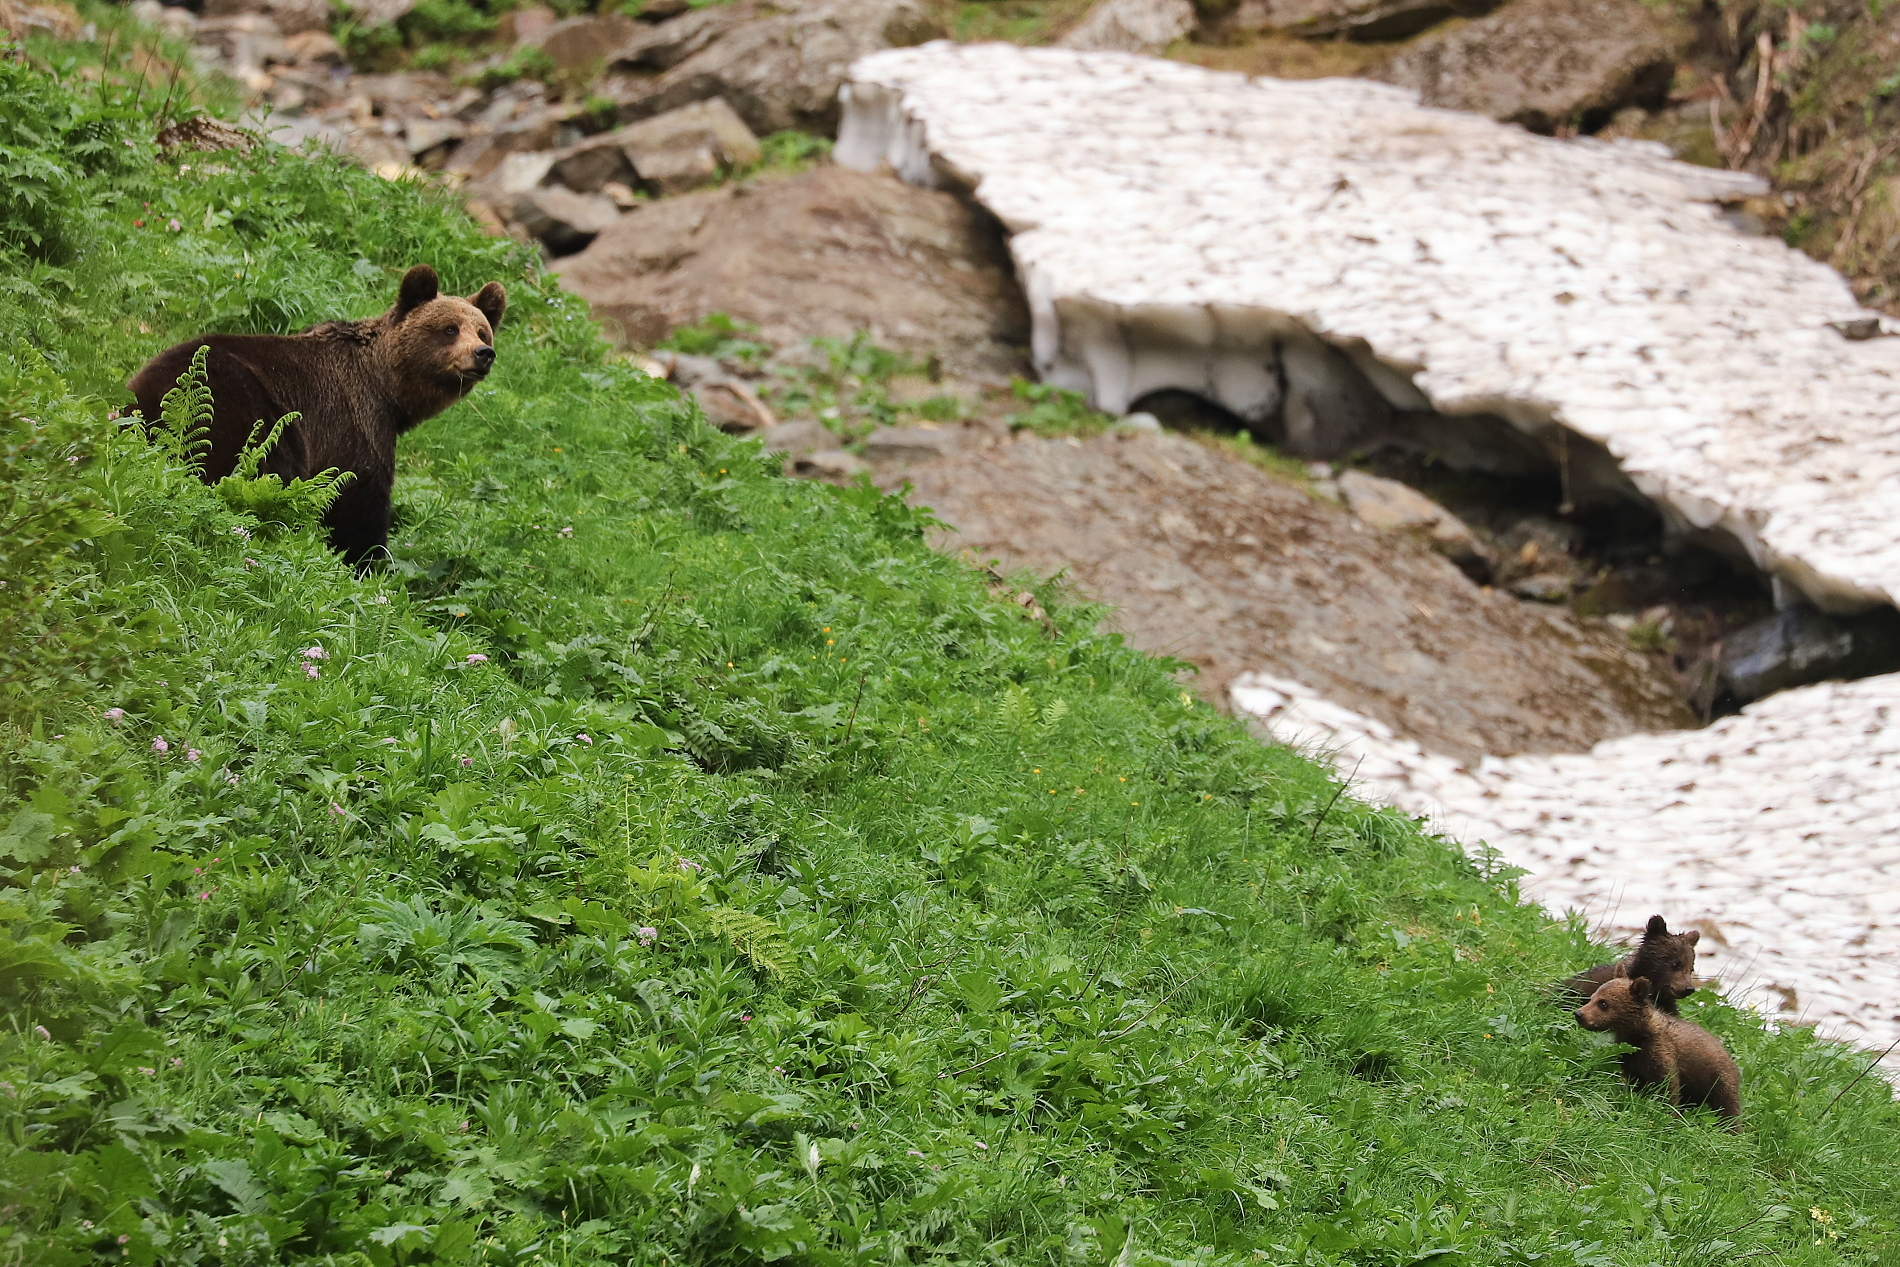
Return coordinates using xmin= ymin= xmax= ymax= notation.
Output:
xmin=202 ymin=0 xmax=329 ymax=34
xmin=553 ymin=165 xmax=1029 ymax=375
xmin=1058 ymin=0 xmax=1196 ymax=53
xmin=530 ymin=12 xmax=640 ymax=75
xmin=1337 ymin=469 xmax=1496 ymax=581
xmin=512 ymin=186 xmax=622 ymax=254
xmin=602 ymin=0 xmax=943 ymax=136
xmin=1381 ymin=0 xmax=1691 ymax=134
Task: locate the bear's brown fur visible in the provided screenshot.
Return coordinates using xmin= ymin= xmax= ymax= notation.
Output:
xmin=128 ymin=265 xmax=505 ymax=567
xmin=1560 ymin=914 xmax=1700 ymax=1015
xmin=1575 ymin=975 xmax=1741 ymax=1124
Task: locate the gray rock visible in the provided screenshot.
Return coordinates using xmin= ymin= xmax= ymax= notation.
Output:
xmin=1116 ymin=411 xmax=1163 ymax=433
xmin=1338 ymin=468 xmax=1495 ymax=581
xmin=1717 ymin=605 xmax=1900 ymax=704
xmin=280 ymin=29 xmax=343 ymax=66
xmin=512 ymin=186 xmax=622 ymax=254
xmin=531 ymin=13 xmax=639 ymax=75
xmin=405 ymin=116 xmax=467 ymax=158
xmin=688 ymin=376 xmax=776 ymax=432
xmin=1058 ymin=0 xmax=1195 ymax=52
xmin=203 ymin=0 xmax=329 ymax=34
xmin=604 ymin=0 xmax=943 ymax=136
xmin=554 ymin=166 xmax=1030 ymax=378
xmin=1209 ymin=0 xmax=1493 ymax=40
xmin=548 ymin=98 xmax=761 ymax=196
xmin=863 ymin=425 xmax=964 ymax=463
xmin=794 ymin=449 xmax=872 ymax=481
xmin=1381 ymin=0 xmax=1690 ymax=134
xmin=759 ymin=420 xmax=831 ymax=455
xmin=1509 ymin=573 xmax=1574 ymax=602
xmin=342 ymin=0 xmax=414 ymax=27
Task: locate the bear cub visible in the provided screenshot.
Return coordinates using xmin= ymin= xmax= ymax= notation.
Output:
xmin=128 ymin=264 xmax=505 ymax=567
xmin=1576 ymin=974 xmax=1741 ymax=1124
xmin=1561 ymin=914 xmax=1700 ymax=1015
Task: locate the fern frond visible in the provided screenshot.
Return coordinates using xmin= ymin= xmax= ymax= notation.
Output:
xmin=705 ymin=907 xmax=794 ymax=978
xmin=157 ymin=344 xmax=214 ymax=473
xmin=231 ymin=412 xmax=292 ymax=482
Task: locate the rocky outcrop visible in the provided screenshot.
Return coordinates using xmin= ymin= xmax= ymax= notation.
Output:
xmin=601 ymin=0 xmax=943 ymax=136
xmin=1717 ymin=605 xmax=1900 ymax=704
xmin=838 ymin=44 xmax=1900 ymax=620
xmin=0 ymin=0 xmax=81 ymax=41
xmin=892 ymin=428 xmax=1691 ymax=758
xmin=511 ymin=185 xmax=620 ymax=254
xmin=1058 ymin=0 xmax=1196 ymax=53
xmin=1381 ymin=0 xmax=1691 ymax=134
xmin=554 ymin=166 xmax=1030 ymax=374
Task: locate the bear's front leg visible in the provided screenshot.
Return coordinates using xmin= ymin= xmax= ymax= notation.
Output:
xmin=324 ymin=473 xmax=394 ymax=572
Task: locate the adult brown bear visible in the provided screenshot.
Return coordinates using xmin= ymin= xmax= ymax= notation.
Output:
xmin=128 ymin=265 xmax=506 ymax=567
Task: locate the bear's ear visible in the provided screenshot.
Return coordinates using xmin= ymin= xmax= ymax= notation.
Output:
xmin=1683 ymin=929 xmax=1700 ymax=946
xmin=1644 ymin=914 xmax=1669 ymax=938
xmin=394 ymin=265 xmax=440 ymax=321
xmin=471 ymin=281 xmax=507 ymax=331
xmin=1627 ymin=976 xmax=1653 ymax=1003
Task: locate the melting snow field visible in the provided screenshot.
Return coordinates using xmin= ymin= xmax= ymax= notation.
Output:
xmin=841 ymin=43 xmax=1900 ymax=1067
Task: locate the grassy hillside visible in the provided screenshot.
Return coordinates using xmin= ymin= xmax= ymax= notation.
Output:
xmin=3 ymin=33 xmax=1899 ymax=1267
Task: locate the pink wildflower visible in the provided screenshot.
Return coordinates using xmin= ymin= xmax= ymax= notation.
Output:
xmin=576 ymin=732 xmax=592 ymax=745
xmin=103 ymin=708 xmax=124 ymax=725
xmin=185 ymin=748 xmax=201 ymax=763
xmin=636 ymin=926 xmax=657 ymax=946
xmin=302 ymin=645 xmax=326 ymax=660
xmin=460 ymin=756 xmax=473 ymax=767
xmin=329 ymin=802 xmax=345 ymax=817
xmin=151 ymin=737 xmax=168 ymax=754
xmin=305 ymin=664 xmax=320 ymax=679
xmin=465 ymin=653 xmax=488 ymax=664
xmin=34 ymin=1026 xmax=50 ymax=1040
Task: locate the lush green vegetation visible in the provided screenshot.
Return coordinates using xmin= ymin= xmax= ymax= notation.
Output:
xmin=5 ymin=34 xmax=1900 ymax=1267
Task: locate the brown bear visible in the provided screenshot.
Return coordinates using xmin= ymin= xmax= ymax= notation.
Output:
xmin=128 ymin=265 xmax=505 ymax=567
xmin=1560 ymin=914 xmax=1700 ymax=1015
xmin=1575 ymin=974 xmax=1741 ymax=1124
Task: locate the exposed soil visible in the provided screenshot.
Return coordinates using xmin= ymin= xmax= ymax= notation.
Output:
xmin=878 ymin=427 xmax=1696 ymax=760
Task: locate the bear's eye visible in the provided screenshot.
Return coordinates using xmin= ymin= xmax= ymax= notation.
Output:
xmin=440 ymin=323 xmax=458 ymax=336
xmin=1595 ymin=1000 xmax=1608 ymax=1009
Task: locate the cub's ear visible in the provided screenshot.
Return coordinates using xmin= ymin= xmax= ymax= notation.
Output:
xmin=1627 ymin=976 xmax=1653 ymax=1003
xmin=394 ymin=265 xmax=440 ymax=321
xmin=1684 ymin=929 xmax=1700 ymax=946
xmin=471 ymin=281 xmax=507 ymax=331
xmin=1644 ymin=914 xmax=1669 ymax=937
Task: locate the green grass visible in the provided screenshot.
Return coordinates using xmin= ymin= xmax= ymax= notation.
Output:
xmin=4 ymin=34 xmax=1900 ymax=1267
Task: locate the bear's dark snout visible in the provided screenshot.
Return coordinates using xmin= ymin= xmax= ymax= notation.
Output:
xmin=472 ymin=344 xmax=496 ymax=372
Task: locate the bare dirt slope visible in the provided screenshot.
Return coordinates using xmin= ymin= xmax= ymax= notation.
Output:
xmin=889 ymin=429 xmax=1694 ymax=760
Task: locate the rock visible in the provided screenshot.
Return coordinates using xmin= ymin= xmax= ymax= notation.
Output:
xmin=498 ymin=5 xmax=555 ymax=45
xmin=406 ymin=116 xmax=467 ymax=159
xmin=1509 ymin=573 xmax=1573 ymax=602
xmin=759 ymin=420 xmax=832 ymax=455
xmin=341 ymin=0 xmax=414 ymax=27
xmin=554 ymin=166 xmax=1029 ymax=377
xmin=203 ymin=0 xmax=328 ymax=34
xmin=532 ymin=13 xmax=639 ymax=75
xmin=689 ymin=378 xmax=776 ymax=432
xmin=794 ymin=449 xmax=872 ymax=481
xmin=604 ymin=0 xmax=943 ymax=136
xmin=1338 ymin=469 xmax=1495 ymax=581
xmin=1381 ymin=0 xmax=1691 ymax=134
xmin=1717 ymin=605 xmax=1900 ymax=704
xmin=281 ymin=29 xmax=343 ymax=66
xmin=451 ymin=102 xmax=580 ymax=183
xmin=192 ymin=13 xmax=289 ymax=84
xmin=863 ymin=425 xmax=964 ymax=463
xmin=512 ymin=186 xmax=622 ymax=254
xmin=548 ymin=99 xmax=761 ymax=196
xmin=1 ymin=0 xmax=82 ymax=41
xmin=1116 ymin=411 xmax=1163 ymax=433
xmin=1207 ymin=0 xmax=1495 ymax=40
xmin=1058 ymin=0 xmax=1195 ymax=53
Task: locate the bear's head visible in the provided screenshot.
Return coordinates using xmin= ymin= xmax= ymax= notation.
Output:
xmin=1575 ymin=974 xmax=1655 ymax=1033
xmin=1630 ymin=914 xmax=1699 ymax=1003
xmin=378 ymin=265 xmax=507 ymax=427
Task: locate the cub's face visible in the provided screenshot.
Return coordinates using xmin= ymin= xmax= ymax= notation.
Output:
xmin=1635 ymin=918 xmax=1700 ymax=1001
xmin=1575 ymin=976 xmax=1652 ymax=1032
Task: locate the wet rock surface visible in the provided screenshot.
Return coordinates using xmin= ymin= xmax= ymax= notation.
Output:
xmin=1058 ymin=0 xmax=1197 ymax=53
xmin=1380 ymin=0 xmax=1691 ymax=134
xmin=888 ymin=428 xmax=1693 ymax=760
xmin=555 ymin=166 xmax=1031 ymax=374
xmin=1718 ymin=604 xmax=1900 ymax=704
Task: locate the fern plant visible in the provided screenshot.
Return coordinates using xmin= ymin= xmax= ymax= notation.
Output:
xmin=155 ymin=345 xmax=352 ymax=530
